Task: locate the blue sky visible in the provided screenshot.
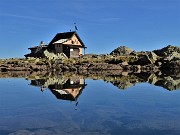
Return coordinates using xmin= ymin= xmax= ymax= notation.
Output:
xmin=0 ymin=0 xmax=179 ymax=58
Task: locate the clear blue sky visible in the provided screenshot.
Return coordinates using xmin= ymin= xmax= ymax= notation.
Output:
xmin=0 ymin=0 xmax=179 ymax=58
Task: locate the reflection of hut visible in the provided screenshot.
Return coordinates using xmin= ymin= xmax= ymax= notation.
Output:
xmin=48 ymin=78 xmax=87 ymax=101
xmin=29 ymin=77 xmax=87 ymax=102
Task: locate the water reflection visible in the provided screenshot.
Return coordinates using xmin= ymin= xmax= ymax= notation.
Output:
xmin=102 ymin=72 xmax=180 ymax=91
xmin=0 ymin=71 xmax=179 ymax=91
xmin=22 ymin=71 xmax=180 ymax=108
xmin=29 ymin=76 xmax=87 ymax=109
xmin=25 ymin=72 xmax=179 ymax=91
xmin=0 ymin=71 xmax=180 ymax=135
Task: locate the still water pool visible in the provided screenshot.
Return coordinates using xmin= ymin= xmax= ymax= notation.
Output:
xmin=0 ymin=75 xmax=180 ymax=135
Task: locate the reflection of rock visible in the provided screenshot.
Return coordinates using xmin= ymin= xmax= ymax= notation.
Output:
xmin=154 ymin=76 xmax=180 ymax=91
xmin=83 ymin=71 xmax=180 ymax=91
xmin=112 ymin=81 xmax=134 ymax=89
xmin=148 ymin=74 xmax=158 ymax=84
xmin=0 ymin=70 xmax=179 ymax=91
xmin=0 ymin=71 xmax=32 ymax=78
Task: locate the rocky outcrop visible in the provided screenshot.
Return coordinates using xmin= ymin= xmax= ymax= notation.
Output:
xmin=153 ymin=45 xmax=180 ymax=56
xmin=110 ymin=46 xmax=133 ymax=56
xmin=153 ymin=46 xmax=180 ymax=69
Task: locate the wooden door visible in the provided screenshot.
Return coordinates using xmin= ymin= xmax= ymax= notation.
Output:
xmin=63 ymin=45 xmax=70 ymax=58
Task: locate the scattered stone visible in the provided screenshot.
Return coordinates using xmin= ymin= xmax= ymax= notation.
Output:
xmin=121 ymin=72 xmax=128 ymax=76
xmin=121 ymin=61 xmax=129 ymax=66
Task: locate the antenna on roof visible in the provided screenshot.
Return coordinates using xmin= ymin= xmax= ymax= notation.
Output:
xmin=40 ymin=41 xmax=45 ymax=46
xmin=74 ymin=22 xmax=78 ymax=31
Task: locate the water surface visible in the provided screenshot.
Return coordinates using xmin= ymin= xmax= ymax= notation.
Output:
xmin=0 ymin=72 xmax=180 ymax=135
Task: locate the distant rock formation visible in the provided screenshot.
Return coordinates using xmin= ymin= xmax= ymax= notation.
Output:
xmin=110 ymin=46 xmax=133 ymax=56
xmin=153 ymin=45 xmax=180 ymax=56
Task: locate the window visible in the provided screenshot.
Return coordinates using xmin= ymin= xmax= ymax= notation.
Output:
xmin=57 ymin=44 xmax=61 ymax=47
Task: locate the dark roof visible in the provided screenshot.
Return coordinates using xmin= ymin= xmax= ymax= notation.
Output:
xmin=48 ymin=31 xmax=86 ymax=47
xmin=64 ymin=44 xmax=87 ymax=48
xmin=50 ymin=85 xmax=86 ymax=101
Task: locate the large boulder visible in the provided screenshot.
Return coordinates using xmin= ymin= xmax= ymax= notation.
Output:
xmin=155 ymin=47 xmax=180 ymax=69
xmin=130 ymin=51 xmax=158 ymax=66
xmin=110 ymin=46 xmax=133 ymax=56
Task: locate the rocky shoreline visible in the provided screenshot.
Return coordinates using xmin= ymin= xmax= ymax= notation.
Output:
xmin=0 ymin=45 xmax=179 ymax=73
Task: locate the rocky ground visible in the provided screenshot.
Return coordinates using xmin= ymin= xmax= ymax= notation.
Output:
xmin=0 ymin=45 xmax=179 ymax=73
